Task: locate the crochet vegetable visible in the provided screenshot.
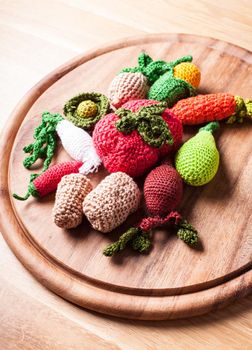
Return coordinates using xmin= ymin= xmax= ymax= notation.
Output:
xmin=173 ymin=62 xmax=201 ymax=88
xmin=63 ymin=92 xmax=110 ymax=129
xmin=93 ymin=99 xmax=183 ymax=177
xmin=56 ymin=119 xmax=101 ymax=174
xmin=13 ymin=160 xmax=83 ymax=201
xmin=175 ymin=122 xmax=220 ymax=186
xmin=16 ymin=112 xmax=101 ymax=180
xmin=108 ymin=72 xmax=148 ymax=109
xmin=148 ymin=56 xmax=197 ymax=107
xmin=108 ymin=52 xmax=195 ymax=108
xmin=170 ymin=93 xmax=252 ymax=125
xmin=83 ymin=172 xmax=141 ymax=233
xmin=53 ymin=173 xmax=92 ymax=229
xmin=103 ymin=163 xmax=198 ymax=256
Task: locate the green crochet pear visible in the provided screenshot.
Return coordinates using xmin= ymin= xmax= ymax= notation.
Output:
xmin=175 ymin=122 xmax=220 ymax=186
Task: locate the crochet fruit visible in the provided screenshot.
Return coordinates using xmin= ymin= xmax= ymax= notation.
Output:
xmin=108 ymin=52 xmax=167 ymax=108
xmin=63 ymin=92 xmax=110 ymax=129
xmin=103 ymin=163 xmax=198 ymax=256
xmin=147 ymin=55 xmax=197 ymax=107
xmin=173 ymin=62 xmax=201 ymax=88
xmin=144 ymin=162 xmax=183 ymax=216
xmin=13 ymin=161 xmax=83 ymax=201
xmin=175 ymin=122 xmax=220 ymax=186
xmin=93 ymin=99 xmax=183 ymax=177
xmin=170 ymin=93 xmax=252 ymax=125
xmin=14 ymin=49 xmax=250 ymax=261
xmin=108 ymin=52 xmax=199 ymax=108
xmin=108 ymin=72 xmax=148 ymax=108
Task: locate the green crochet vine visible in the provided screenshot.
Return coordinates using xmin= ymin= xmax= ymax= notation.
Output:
xmin=22 ymin=111 xmax=63 ymax=172
xmin=103 ymin=228 xmax=151 ymax=257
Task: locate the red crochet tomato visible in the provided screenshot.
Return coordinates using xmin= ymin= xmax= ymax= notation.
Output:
xmin=93 ymin=99 xmax=182 ymax=177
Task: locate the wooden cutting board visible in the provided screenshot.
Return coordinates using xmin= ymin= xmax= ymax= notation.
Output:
xmin=0 ymin=34 xmax=252 ymax=320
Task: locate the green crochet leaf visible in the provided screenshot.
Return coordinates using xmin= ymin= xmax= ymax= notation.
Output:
xmin=115 ymin=102 xmax=173 ymax=148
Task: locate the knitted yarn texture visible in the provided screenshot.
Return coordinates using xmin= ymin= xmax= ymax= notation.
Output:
xmin=108 ymin=72 xmax=148 ymax=108
xmin=56 ymin=119 xmax=102 ymax=174
xmin=13 ymin=160 xmax=83 ymax=201
xmin=22 ymin=112 xmax=63 ymax=173
xmin=170 ymin=93 xmax=252 ymax=125
xmin=175 ymin=122 xmax=220 ymax=186
xmin=144 ymin=163 xmax=183 ymax=216
xmin=83 ymin=172 xmax=140 ymax=233
xmin=93 ymin=99 xmax=183 ymax=177
xmin=53 ymin=173 xmax=92 ymax=229
xmin=103 ymin=164 xmax=198 ymax=256
xmin=108 ymin=52 xmax=195 ymax=108
xmin=148 ymin=70 xmax=196 ymax=107
xmin=63 ymin=92 xmax=110 ymax=130
xmin=173 ymin=62 xmax=201 ymax=88
xmin=121 ymin=52 xmax=193 ymax=84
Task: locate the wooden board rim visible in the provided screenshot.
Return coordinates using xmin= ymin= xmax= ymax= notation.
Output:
xmin=0 ymin=33 xmax=252 ymax=320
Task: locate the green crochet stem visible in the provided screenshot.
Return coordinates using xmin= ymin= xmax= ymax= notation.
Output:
xmin=199 ymin=121 xmax=220 ymax=133
xmin=176 ymin=220 xmax=198 ymax=246
xmin=103 ymin=228 xmax=151 ymax=257
xmin=63 ymin=92 xmax=110 ymax=129
xmin=23 ymin=112 xmax=63 ymax=172
xmin=121 ymin=52 xmax=193 ymax=84
xmin=115 ymin=102 xmax=173 ymax=148
xmin=13 ymin=174 xmax=39 ymax=201
xmin=132 ymin=232 xmax=152 ymax=253
xmin=227 ymin=96 xmax=252 ymax=124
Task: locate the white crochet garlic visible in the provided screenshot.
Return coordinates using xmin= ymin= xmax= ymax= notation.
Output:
xmin=56 ymin=119 xmax=101 ymax=174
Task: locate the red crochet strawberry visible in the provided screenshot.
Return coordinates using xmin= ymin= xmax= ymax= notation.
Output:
xmin=93 ymin=99 xmax=182 ymax=177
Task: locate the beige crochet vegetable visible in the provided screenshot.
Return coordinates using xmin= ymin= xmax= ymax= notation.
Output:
xmin=53 ymin=173 xmax=92 ymax=229
xmin=83 ymin=172 xmax=141 ymax=233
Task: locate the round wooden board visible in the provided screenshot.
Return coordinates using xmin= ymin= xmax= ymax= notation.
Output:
xmin=1 ymin=34 xmax=252 ymax=320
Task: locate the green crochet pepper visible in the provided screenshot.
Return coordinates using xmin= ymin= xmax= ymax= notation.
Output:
xmin=147 ymin=56 xmax=196 ymax=107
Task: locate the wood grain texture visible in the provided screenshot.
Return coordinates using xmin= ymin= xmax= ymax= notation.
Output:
xmin=1 ymin=0 xmax=252 ymax=348
xmin=0 ymin=34 xmax=251 ymax=321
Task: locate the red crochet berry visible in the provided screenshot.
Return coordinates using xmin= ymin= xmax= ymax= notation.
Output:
xmin=144 ymin=163 xmax=183 ymax=217
xmin=93 ymin=99 xmax=182 ymax=177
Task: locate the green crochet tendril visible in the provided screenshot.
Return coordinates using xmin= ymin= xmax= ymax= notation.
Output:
xmin=227 ymin=96 xmax=252 ymax=124
xmin=12 ymin=112 xmax=63 ymax=201
xmin=13 ymin=174 xmax=39 ymax=201
xmin=103 ymin=228 xmax=151 ymax=257
xmin=176 ymin=220 xmax=198 ymax=246
xmin=115 ymin=102 xmax=173 ymax=148
xmin=121 ymin=52 xmax=193 ymax=84
xmin=22 ymin=112 xmax=63 ymax=171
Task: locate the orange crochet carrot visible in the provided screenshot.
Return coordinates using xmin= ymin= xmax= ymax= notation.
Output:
xmin=170 ymin=93 xmax=252 ymax=125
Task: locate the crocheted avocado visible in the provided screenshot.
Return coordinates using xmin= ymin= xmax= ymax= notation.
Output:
xmin=175 ymin=122 xmax=220 ymax=186
xmin=63 ymin=92 xmax=110 ymax=130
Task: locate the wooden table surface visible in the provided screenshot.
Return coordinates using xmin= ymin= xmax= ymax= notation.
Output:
xmin=0 ymin=1 xmax=251 ymax=349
